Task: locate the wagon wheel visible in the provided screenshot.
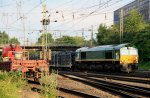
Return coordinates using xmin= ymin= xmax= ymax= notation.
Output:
xmin=34 ymin=77 xmax=39 ymax=82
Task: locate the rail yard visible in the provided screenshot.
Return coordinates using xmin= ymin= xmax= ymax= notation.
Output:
xmin=0 ymin=0 xmax=150 ymax=98
xmin=24 ymin=70 xmax=150 ymax=98
xmin=0 ymin=44 xmax=149 ymax=98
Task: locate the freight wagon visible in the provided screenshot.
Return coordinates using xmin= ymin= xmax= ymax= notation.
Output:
xmin=0 ymin=44 xmax=49 ymax=81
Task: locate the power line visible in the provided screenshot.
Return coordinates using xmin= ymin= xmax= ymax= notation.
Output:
xmin=68 ymin=0 xmax=123 ymax=29
xmin=51 ymin=0 xmax=113 ymax=29
xmin=7 ymin=0 xmax=47 ymax=27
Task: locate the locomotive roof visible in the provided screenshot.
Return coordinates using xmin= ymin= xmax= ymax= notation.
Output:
xmin=76 ymin=43 xmax=131 ymax=52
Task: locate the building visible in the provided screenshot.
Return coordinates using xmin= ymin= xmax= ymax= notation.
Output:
xmin=114 ymin=0 xmax=150 ymax=24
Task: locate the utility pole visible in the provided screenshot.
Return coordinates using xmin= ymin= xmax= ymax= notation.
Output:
xmin=120 ymin=8 xmax=123 ymax=44
xmin=91 ymin=25 xmax=94 ymax=47
xmin=82 ymin=28 xmax=84 ymax=39
xmin=22 ymin=14 xmax=26 ymax=50
xmin=41 ymin=4 xmax=50 ymax=60
xmin=26 ymin=38 xmax=29 ymax=45
xmin=89 ymin=25 xmax=94 ymax=47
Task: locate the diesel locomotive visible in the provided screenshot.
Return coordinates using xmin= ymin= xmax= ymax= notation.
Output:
xmin=74 ymin=43 xmax=138 ymax=73
xmin=49 ymin=43 xmax=138 ymax=73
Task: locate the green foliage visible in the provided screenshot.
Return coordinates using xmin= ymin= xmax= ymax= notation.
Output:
xmin=73 ymin=36 xmax=85 ymax=45
xmin=0 ymin=31 xmax=20 ymax=45
xmin=132 ymin=27 xmax=150 ymax=61
xmin=0 ymin=31 xmax=9 ymax=45
xmin=122 ymin=9 xmax=149 ymax=43
xmin=55 ymin=36 xmax=75 ymax=45
xmin=55 ymin=36 xmax=87 ymax=46
xmin=0 ymin=71 xmax=26 ymax=98
xmin=36 ymin=33 xmax=54 ymax=45
xmin=0 ymin=81 xmax=19 ymax=98
xmin=9 ymin=37 xmax=20 ymax=44
xmin=138 ymin=61 xmax=150 ymax=70
xmin=39 ymin=70 xmax=58 ymax=98
xmin=97 ymin=24 xmax=107 ymax=45
xmin=96 ymin=24 xmax=120 ymax=45
xmin=96 ymin=9 xmax=149 ymax=61
xmin=124 ymin=9 xmax=148 ymax=33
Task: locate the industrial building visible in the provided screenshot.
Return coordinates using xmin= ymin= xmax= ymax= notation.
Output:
xmin=114 ymin=0 xmax=150 ymax=24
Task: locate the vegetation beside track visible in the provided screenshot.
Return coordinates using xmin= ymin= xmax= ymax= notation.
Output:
xmin=139 ymin=62 xmax=150 ymax=70
xmin=39 ymin=70 xmax=58 ymax=98
xmin=0 ymin=70 xmax=58 ymax=98
xmin=0 ymin=71 xmax=26 ymax=98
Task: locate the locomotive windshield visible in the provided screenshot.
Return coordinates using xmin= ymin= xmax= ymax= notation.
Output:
xmin=120 ymin=47 xmax=138 ymax=55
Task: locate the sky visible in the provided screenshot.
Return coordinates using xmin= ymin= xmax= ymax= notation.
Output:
xmin=0 ymin=0 xmax=134 ymax=45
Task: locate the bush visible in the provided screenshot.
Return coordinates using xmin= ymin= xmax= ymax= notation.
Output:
xmin=0 ymin=71 xmax=26 ymax=98
xmin=39 ymin=70 xmax=58 ymax=98
xmin=138 ymin=62 xmax=150 ymax=70
xmin=0 ymin=81 xmax=19 ymax=98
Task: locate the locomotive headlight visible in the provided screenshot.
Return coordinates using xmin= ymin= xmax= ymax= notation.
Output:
xmin=135 ymin=56 xmax=138 ymax=63
xmin=136 ymin=56 xmax=138 ymax=60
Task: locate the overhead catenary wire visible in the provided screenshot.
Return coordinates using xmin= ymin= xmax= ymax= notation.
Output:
xmin=7 ymin=0 xmax=47 ymax=27
xmin=0 ymin=0 xmax=133 ymax=44
xmin=2 ymin=0 xmax=122 ymax=32
xmin=51 ymin=0 xmax=119 ymax=29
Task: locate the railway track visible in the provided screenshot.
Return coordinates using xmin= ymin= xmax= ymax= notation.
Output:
xmin=59 ymin=87 xmax=99 ymax=98
xmin=28 ymin=79 xmax=100 ymax=98
xmin=59 ymin=73 xmax=150 ymax=98
xmin=61 ymin=71 xmax=150 ymax=85
xmin=93 ymin=71 xmax=150 ymax=78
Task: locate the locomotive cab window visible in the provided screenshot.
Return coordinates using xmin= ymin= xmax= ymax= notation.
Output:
xmin=81 ymin=52 xmax=86 ymax=59
xmin=105 ymin=51 xmax=113 ymax=59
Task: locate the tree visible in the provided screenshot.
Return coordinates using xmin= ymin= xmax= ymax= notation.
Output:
xmin=124 ymin=9 xmax=148 ymax=33
xmin=55 ymin=36 xmax=76 ymax=45
xmin=96 ymin=24 xmax=108 ymax=45
xmin=9 ymin=37 xmax=20 ymax=44
xmin=55 ymin=36 xmax=87 ymax=46
xmin=123 ymin=9 xmax=150 ymax=61
xmin=73 ymin=36 xmax=85 ymax=46
xmin=123 ymin=9 xmax=148 ymax=43
xmin=133 ymin=27 xmax=150 ymax=61
xmin=96 ymin=24 xmax=120 ymax=45
xmin=0 ymin=31 xmax=9 ymax=45
xmin=96 ymin=9 xmax=148 ymax=45
xmin=36 ymin=33 xmax=54 ymax=45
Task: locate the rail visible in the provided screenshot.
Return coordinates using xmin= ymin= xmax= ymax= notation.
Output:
xmin=59 ymin=73 xmax=150 ymax=98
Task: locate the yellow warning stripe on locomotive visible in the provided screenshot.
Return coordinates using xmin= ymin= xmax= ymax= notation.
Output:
xmin=120 ymin=55 xmax=138 ymax=64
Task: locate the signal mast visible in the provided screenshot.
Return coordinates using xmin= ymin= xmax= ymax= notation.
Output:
xmin=41 ymin=3 xmax=50 ymax=60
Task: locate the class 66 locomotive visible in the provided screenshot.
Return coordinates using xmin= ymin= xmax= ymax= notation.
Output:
xmin=74 ymin=43 xmax=138 ymax=73
xmin=0 ymin=44 xmax=49 ymax=81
